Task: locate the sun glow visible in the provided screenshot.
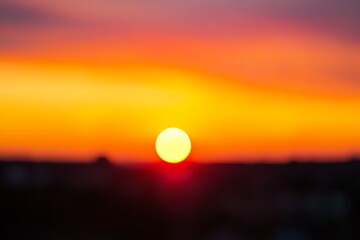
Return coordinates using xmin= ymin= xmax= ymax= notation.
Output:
xmin=156 ymin=128 xmax=192 ymax=163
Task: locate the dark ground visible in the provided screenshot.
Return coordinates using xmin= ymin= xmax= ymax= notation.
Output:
xmin=0 ymin=156 xmax=359 ymax=240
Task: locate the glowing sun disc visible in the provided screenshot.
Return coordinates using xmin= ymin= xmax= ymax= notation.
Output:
xmin=156 ymin=128 xmax=192 ymax=163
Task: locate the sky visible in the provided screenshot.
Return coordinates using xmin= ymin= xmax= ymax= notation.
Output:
xmin=0 ymin=0 xmax=359 ymax=163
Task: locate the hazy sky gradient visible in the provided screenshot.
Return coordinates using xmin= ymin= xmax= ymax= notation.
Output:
xmin=0 ymin=0 xmax=359 ymax=162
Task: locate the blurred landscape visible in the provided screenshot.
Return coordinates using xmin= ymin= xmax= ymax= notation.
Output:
xmin=1 ymin=156 xmax=359 ymax=240
xmin=1 ymin=0 xmax=360 ymax=239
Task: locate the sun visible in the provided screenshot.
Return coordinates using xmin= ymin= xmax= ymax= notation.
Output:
xmin=156 ymin=128 xmax=192 ymax=163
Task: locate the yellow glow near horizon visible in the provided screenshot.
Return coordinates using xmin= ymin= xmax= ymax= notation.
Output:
xmin=156 ymin=128 xmax=192 ymax=163
xmin=0 ymin=61 xmax=359 ymax=162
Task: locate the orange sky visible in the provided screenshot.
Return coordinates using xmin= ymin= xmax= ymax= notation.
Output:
xmin=0 ymin=0 xmax=359 ymax=162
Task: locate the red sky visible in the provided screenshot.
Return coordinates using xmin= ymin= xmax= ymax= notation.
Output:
xmin=0 ymin=0 xmax=359 ymax=162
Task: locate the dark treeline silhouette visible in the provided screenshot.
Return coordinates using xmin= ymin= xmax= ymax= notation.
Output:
xmin=0 ymin=156 xmax=359 ymax=240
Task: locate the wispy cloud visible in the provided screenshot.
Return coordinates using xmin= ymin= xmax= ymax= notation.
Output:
xmin=0 ymin=1 xmax=65 ymax=26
